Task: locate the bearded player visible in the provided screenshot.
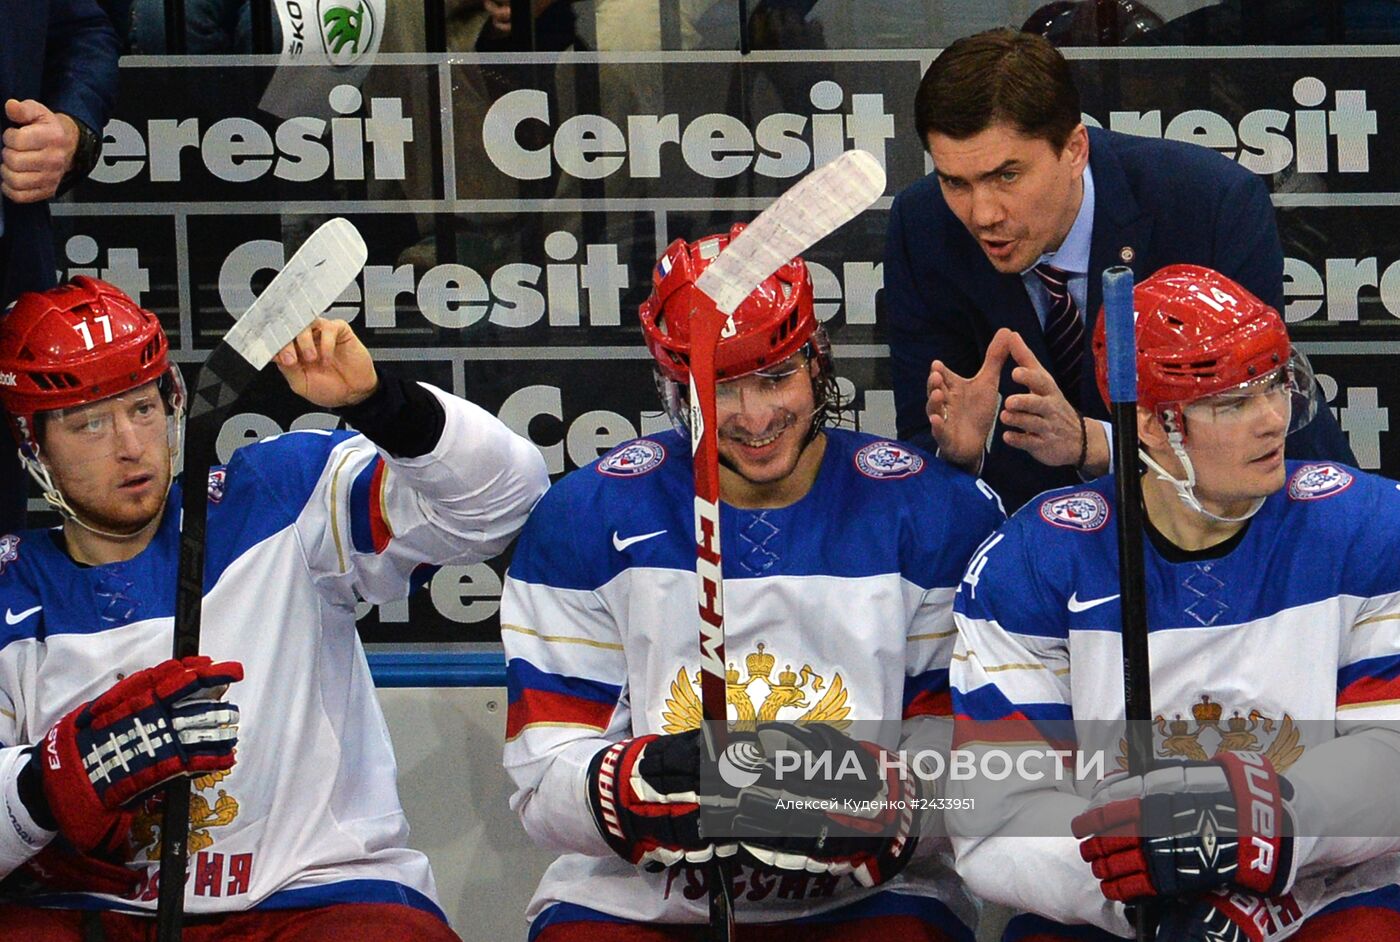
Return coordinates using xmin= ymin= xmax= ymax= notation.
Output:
xmin=0 ymin=277 xmax=548 ymax=939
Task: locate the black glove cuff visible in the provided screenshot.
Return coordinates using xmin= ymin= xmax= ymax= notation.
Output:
xmin=334 ymin=373 xmax=446 ymax=459
xmin=17 ymin=748 xmax=56 ymax=831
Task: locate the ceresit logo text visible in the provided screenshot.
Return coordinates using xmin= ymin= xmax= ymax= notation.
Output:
xmin=484 ymin=80 xmax=894 ymax=181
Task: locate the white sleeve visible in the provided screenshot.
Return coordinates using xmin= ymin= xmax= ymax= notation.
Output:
xmin=0 ymin=746 xmax=55 ymax=878
xmin=1286 ymin=576 xmax=1400 ymax=878
xmin=947 ymin=624 xmax=1133 ymax=937
xmin=1288 ymin=728 xmax=1400 ymax=880
xmin=948 ymin=524 xmax=1132 ymax=937
xmin=295 ymin=384 xmax=549 ymax=606
xmin=499 ymin=480 xmax=630 ymax=857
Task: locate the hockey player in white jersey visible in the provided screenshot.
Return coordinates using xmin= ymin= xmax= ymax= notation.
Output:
xmin=948 ymin=264 xmax=1400 ymax=941
xmin=501 ymin=228 xmax=1006 ymax=941
xmin=0 ymin=277 xmax=549 ymax=939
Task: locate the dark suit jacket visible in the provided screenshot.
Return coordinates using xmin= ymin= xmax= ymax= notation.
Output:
xmin=0 ymin=0 xmax=120 ymax=530
xmin=884 ymin=126 xmax=1354 ymax=512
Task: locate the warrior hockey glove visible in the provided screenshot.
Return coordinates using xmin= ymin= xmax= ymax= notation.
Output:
xmin=24 ymin=656 xmax=243 ymax=855
xmin=587 ymin=729 xmax=745 ymax=868
xmin=732 ymin=722 xmax=919 ymax=888
xmin=1153 ymin=888 xmax=1304 ymax=942
xmin=1072 ymin=753 xmax=1296 ymax=903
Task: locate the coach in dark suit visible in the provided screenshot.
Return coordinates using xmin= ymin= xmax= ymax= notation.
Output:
xmin=884 ymin=28 xmax=1353 ymax=512
xmin=0 ymin=0 xmax=119 ymax=532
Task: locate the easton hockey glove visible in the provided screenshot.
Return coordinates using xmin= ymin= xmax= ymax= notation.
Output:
xmin=1154 ymin=888 xmax=1304 ymax=942
xmin=732 ymin=722 xmax=919 ymax=888
xmin=587 ymin=729 xmax=746 ymax=868
xmin=3 ymin=836 xmax=141 ymax=897
xmin=25 ymin=656 xmax=243 ymax=855
xmin=1072 ymin=753 xmax=1296 ymax=903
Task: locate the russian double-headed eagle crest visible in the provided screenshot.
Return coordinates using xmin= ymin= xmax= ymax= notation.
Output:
xmin=131 ymin=771 xmax=240 ymax=859
xmin=662 ymin=642 xmax=851 ymax=733
xmin=1118 ymin=695 xmax=1304 ymax=772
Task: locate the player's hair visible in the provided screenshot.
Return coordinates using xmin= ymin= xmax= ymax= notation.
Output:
xmin=914 ymin=28 xmax=1082 ymax=150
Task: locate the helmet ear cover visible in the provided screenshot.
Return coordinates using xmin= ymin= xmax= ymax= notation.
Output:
xmin=639 ymin=224 xmax=818 ymax=386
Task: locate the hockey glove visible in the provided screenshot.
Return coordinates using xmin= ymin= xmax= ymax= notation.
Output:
xmin=1153 ymin=888 xmax=1304 ymax=942
xmin=732 ymin=723 xmax=919 ymax=888
xmin=587 ymin=729 xmax=745 ymax=868
xmin=26 ymin=656 xmax=243 ymax=855
xmin=4 ymin=836 xmax=141 ymax=897
xmin=1072 ymin=753 xmax=1296 ymax=903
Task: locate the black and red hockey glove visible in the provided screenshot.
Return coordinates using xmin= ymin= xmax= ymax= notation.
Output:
xmin=23 ymin=656 xmax=243 ymax=856
xmin=587 ymin=729 xmax=745 ymax=868
xmin=1153 ymin=888 xmax=1304 ymax=942
xmin=732 ymin=722 xmax=919 ymax=888
xmin=1072 ymin=753 xmax=1296 ymax=903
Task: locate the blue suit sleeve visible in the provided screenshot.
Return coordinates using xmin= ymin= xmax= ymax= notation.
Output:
xmin=884 ymin=187 xmax=983 ymax=455
xmin=1212 ymin=168 xmax=1284 ymax=312
xmin=1212 ymin=166 xmax=1357 ymax=465
xmin=43 ymin=0 xmax=121 ymax=134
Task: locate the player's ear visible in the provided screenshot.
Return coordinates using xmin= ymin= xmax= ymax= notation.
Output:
xmin=1136 ymin=406 xmax=1168 ymax=450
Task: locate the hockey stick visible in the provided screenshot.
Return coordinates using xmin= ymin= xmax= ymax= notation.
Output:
xmin=1103 ymin=266 xmax=1155 ymax=942
xmin=688 ymin=149 xmax=886 ymax=940
xmin=156 ymin=218 xmax=368 ymax=942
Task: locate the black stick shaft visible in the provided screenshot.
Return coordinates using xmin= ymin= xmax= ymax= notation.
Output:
xmin=1111 ymin=400 xmax=1153 ymax=769
xmin=1103 ymin=265 xmax=1154 ymax=942
xmin=1111 ymin=401 xmax=1155 ymax=942
xmin=156 ymin=345 xmax=260 ymax=942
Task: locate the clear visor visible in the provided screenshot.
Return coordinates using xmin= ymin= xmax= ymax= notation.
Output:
xmin=715 ymin=354 xmax=809 ymax=413
xmin=1176 ymin=350 xmax=1319 ymax=436
xmin=34 ymin=381 xmax=178 ymax=470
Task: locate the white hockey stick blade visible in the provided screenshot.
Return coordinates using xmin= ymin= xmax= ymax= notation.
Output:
xmin=694 ymin=150 xmax=885 ymax=315
xmin=224 ymin=218 xmax=368 ymax=370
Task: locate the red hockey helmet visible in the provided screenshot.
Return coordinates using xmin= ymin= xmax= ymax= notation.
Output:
xmin=1092 ymin=264 xmax=1290 ymax=417
xmin=639 ymin=225 xmax=817 ymax=384
xmin=0 ymin=276 xmax=173 ymax=452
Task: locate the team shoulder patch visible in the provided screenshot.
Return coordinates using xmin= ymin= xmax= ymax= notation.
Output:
xmin=1040 ymin=491 xmax=1110 ymax=532
xmin=208 ymin=468 xmax=227 ymax=504
xmin=1287 ymin=463 xmax=1354 ymax=501
xmin=0 ymin=534 xmax=17 ymax=575
xmin=853 ymin=441 xmax=925 ymax=479
xmin=598 ymin=439 xmax=667 ymax=477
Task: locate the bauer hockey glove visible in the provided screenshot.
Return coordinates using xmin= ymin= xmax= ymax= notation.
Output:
xmin=1072 ymin=752 xmax=1296 ymax=903
xmin=587 ymin=728 xmax=748 ymax=868
xmin=1153 ymin=888 xmax=1304 ymax=942
xmin=22 ymin=656 xmax=243 ymax=856
xmin=732 ymin=722 xmax=919 ymax=888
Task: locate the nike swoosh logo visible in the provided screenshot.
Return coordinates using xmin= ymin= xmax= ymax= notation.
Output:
xmin=1066 ymin=592 xmax=1119 ymax=613
xmin=612 ymin=530 xmax=667 ymax=552
xmin=4 ymin=605 xmax=41 ymax=626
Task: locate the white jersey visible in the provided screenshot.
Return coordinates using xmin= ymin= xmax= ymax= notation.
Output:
xmin=949 ymin=462 xmax=1400 ymax=938
xmin=501 ymin=428 xmax=1005 ymax=928
xmin=0 ymin=385 xmax=548 ymax=919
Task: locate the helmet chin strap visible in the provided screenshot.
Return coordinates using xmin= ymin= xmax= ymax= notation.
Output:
xmin=1139 ymin=412 xmax=1265 ymax=525
xmin=20 ymin=448 xmax=170 ymax=543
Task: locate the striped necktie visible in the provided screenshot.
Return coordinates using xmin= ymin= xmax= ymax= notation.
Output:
xmin=1032 ymin=263 xmax=1084 ymax=400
